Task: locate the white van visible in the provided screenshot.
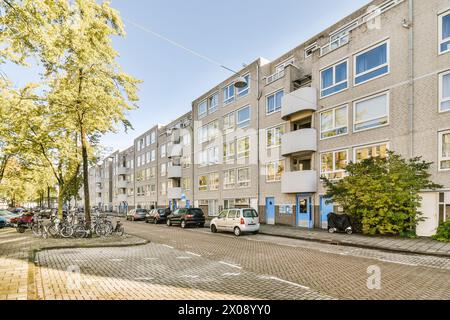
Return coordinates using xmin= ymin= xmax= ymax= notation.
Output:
xmin=210 ymin=208 xmax=260 ymax=236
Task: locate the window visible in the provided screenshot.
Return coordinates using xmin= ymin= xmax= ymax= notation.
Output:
xmin=439 ymin=131 xmax=450 ymax=170
xmin=266 ymin=125 xmax=284 ymax=149
xmin=208 ymin=93 xmax=219 ymax=114
xmin=198 ymin=100 xmax=207 ymax=119
xmin=440 ymin=71 xmax=450 ymax=112
xmin=150 ymin=131 xmax=156 ymax=144
xmin=198 ymin=150 xmax=208 ymax=167
xmin=160 ymin=144 xmax=166 ymax=158
xmin=146 ymin=135 xmax=150 ymax=147
xmin=150 ymin=166 xmax=156 ymax=178
xmin=151 ymin=150 xmax=156 ymax=162
xmin=182 ymin=177 xmax=191 ymax=191
xmin=267 ymin=90 xmax=284 ymax=115
xmin=223 ymin=112 xmax=235 ymax=132
xmin=223 ymin=141 xmax=236 ymax=162
xmin=266 ymin=160 xmax=284 ymax=182
xmin=355 ymin=143 xmax=389 ymax=162
xmin=321 ymin=150 xmax=348 ymax=180
xmin=150 ymin=184 xmax=156 ymax=196
xmin=224 ymin=169 xmax=236 ymax=189
xmin=181 ymin=155 xmax=191 ymax=169
xmin=160 ymin=182 xmax=166 ymax=196
xmin=321 ymin=60 xmax=348 ymax=97
xmin=237 ymin=74 xmax=250 ymax=97
xmin=275 ymin=57 xmax=294 ymax=73
xmin=237 ymin=168 xmax=250 ymax=188
xmin=145 ymin=168 xmax=151 ymax=180
xmin=223 ymin=83 xmax=235 ymax=105
xmin=237 ymin=106 xmax=251 ymax=128
xmin=439 ymin=11 xmax=450 ymax=54
xmin=320 ymin=105 xmax=348 ymax=139
xmin=237 ymin=137 xmax=250 ymax=159
xmin=198 ymin=176 xmax=208 ymax=191
xmin=207 ymin=147 xmax=219 ymax=165
xmin=160 ymin=163 xmax=167 ymax=177
xmin=354 ymin=92 xmax=389 ymax=132
xmin=198 ymin=120 xmax=219 ymax=143
xmin=304 ymin=43 xmax=318 ymax=58
xmin=355 ymin=41 xmax=389 ymax=85
xmin=209 ymin=172 xmax=219 ymax=191
xmin=146 ymin=151 xmax=151 ymax=164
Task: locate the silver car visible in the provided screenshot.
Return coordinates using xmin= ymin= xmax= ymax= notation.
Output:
xmin=210 ymin=208 xmax=260 ymax=237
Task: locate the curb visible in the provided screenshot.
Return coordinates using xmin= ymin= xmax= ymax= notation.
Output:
xmin=258 ymin=231 xmax=450 ymax=259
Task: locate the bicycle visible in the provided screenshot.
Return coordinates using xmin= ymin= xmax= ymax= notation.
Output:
xmin=47 ymin=214 xmax=74 ymax=238
xmin=31 ymin=215 xmax=49 ymax=238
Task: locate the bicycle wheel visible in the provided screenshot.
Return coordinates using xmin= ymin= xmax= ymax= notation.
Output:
xmin=47 ymin=225 xmax=59 ymax=237
xmin=73 ymin=225 xmax=87 ymax=239
xmin=60 ymin=225 xmax=74 ymax=238
xmin=115 ymin=226 xmax=124 ymax=237
xmin=95 ymin=224 xmax=107 ymax=237
xmin=32 ymin=224 xmax=42 ymax=237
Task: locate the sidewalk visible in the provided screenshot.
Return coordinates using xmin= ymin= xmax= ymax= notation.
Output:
xmin=259 ymin=224 xmax=450 ymax=258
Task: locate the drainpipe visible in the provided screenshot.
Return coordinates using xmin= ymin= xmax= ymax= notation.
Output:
xmin=408 ymin=0 xmax=415 ymax=158
xmin=256 ymin=62 xmax=261 ymax=213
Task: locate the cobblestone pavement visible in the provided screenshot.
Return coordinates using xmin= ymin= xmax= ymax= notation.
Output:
xmin=0 ymin=226 xmax=145 ymax=300
xmin=119 ymin=221 xmax=450 ymax=300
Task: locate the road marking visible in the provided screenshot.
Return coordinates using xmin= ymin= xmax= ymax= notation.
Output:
xmin=162 ymin=244 xmax=174 ymax=249
xmin=222 ymin=273 xmax=241 ymax=276
xmin=377 ymin=258 xmax=418 ymax=267
xmin=185 ymin=251 xmax=201 ymax=257
xmin=219 ymin=261 xmax=242 ymax=269
xmin=260 ymin=276 xmax=310 ymax=290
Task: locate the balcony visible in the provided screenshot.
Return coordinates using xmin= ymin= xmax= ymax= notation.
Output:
xmin=117 ymin=180 xmax=128 ymax=189
xmin=168 ymin=144 xmax=183 ymax=159
xmin=281 ymin=87 xmax=318 ymax=120
xmin=117 ymin=166 xmax=127 ymax=175
xmin=281 ymin=171 xmax=317 ymax=194
xmin=167 ymin=187 xmax=182 ymax=200
xmin=281 ymin=128 xmax=317 ymax=157
xmin=167 ymin=165 xmax=182 ymax=179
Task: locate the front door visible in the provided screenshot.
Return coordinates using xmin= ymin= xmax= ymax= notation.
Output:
xmin=265 ymin=197 xmax=275 ymax=225
xmin=296 ymin=195 xmax=313 ymax=228
xmin=320 ymin=196 xmax=334 ymax=229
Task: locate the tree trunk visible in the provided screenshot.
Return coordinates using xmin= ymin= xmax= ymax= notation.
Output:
xmin=47 ymin=185 xmax=51 ymax=209
xmin=81 ymin=126 xmax=91 ymax=228
xmin=0 ymin=155 xmax=9 ymax=184
xmin=57 ymin=187 xmax=64 ymax=219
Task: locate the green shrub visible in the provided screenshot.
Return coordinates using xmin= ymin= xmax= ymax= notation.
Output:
xmin=433 ymin=221 xmax=450 ymax=242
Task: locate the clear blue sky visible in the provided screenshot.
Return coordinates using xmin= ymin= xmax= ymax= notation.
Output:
xmin=2 ymin=0 xmax=371 ymax=153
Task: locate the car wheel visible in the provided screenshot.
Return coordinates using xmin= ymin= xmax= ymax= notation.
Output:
xmin=328 ymin=228 xmax=335 ymax=234
xmin=166 ymin=219 xmax=171 ymax=227
xmin=180 ymin=220 xmax=186 ymax=229
xmin=346 ymin=229 xmax=353 ymax=235
xmin=234 ymin=227 xmax=241 ymax=237
xmin=210 ymin=224 xmax=217 ymax=233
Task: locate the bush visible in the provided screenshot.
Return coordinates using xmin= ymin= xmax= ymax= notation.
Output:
xmin=433 ymin=221 xmax=450 ymax=242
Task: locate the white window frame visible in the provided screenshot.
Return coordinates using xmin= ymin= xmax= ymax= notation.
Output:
xmin=320 ymin=149 xmax=349 ymax=180
xmin=223 ymin=111 xmax=236 ymax=133
xmin=207 ymin=146 xmax=219 ymax=166
xmin=439 ymin=130 xmax=450 ymax=171
xmin=223 ymin=169 xmax=236 ymax=190
xmin=266 ymin=89 xmax=284 ymax=115
xmin=209 ymin=172 xmax=219 ymax=191
xmin=439 ymin=70 xmax=450 ymax=113
xmin=160 ymin=163 xmax=167 ymax=177
xmin=223 ymin=83 xmax=235 ymax=105
xmin=237 ymin=105 xmax=251 ymax=128
xmin=151 ymin=150 xmax=156 ymax=162
xmin=237 ymin=136 xmax=250 ymax=159
xmin=266 ymin=125 xmax=284 ymax=149
xmin=354 ymin=40 xmax=390 ymax=86
xmin=150 ymin=131 xmax=156 ymax=144
xmin=320 ymin=59 xmax=349 ymax=98
xmin=439 ymin=10 xmax=450 ymax=55
xmin=198 ymin=100 xmax=207 ymax=119
xmin=353 ymin=91 xmax=390 ymax=133
xmin=236 ymin=73 xmax=250 ymax=97
xmin=266 ymin=160 xmax=285 ymax=183
xmin=223 ymin=140 xmax=236 ymax=162
xmin=208 ymin=92 xmax=219 ymax=114
xmin=353 ymin=142 xmax=390 ymax=163
xmin=237 ymin=167 xmax=251 ymax=188
xmin=320 ymin=105 xmax=349 ymax=140
xmin=160 ymin=144 xmax=166 ymax=158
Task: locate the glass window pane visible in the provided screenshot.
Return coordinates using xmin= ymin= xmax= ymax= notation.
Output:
xmin=267 ymin=95 xmax=275 ymax=113
xmin=443 ymin=133 xmax=450 ymax=158
xmin=321 ymin=110 xmax=333 ymax=131
xmin=335 ymin=151 xmax=347 ymax=170
xmin=335 ymin=62 xmax=347 ymax=83
xmin=355 ymin=94 xmax=388 ymax=124
xmin=237 ymin=106 xmax=250 ymax=127
xmin=275 ymin=91 xmax=284 ymax=110
xmin=321 ymin=68 xmax=333 ymax=89
xmin=443 ymin=14 xmax=450 ymax=39
xmin=356 ymin=43 xmax=387 ymax=74
xmin=321 ymin=153 xmax=333 ymax=172
xmin=443 ymin=74 xmax=450 ymax=99
xmin=335 ymin=106 xmax=347 ymax=127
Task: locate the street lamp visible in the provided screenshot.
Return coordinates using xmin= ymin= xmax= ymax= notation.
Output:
xmin=234 ymin=76 xmax=248 ymax=89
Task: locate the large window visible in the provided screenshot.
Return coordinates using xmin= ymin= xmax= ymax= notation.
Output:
xmin=440 ymin=71 xmax=450 ymax=112
xmin=237 ymin=168 xmax=250 ymax=188
xmin=160 ymin=144 xmax=166 ymax=158
xmin=439 ymin=131 xmax=450 ymax=171
xmin=198 ymin=120 xmax=219 ymax=143
xmin=182 ymin=177 xmax=191 ymax=191
xmin=266 ymin=160 xmax=284 ymax=182
xmin=223 ymin=141 xmax=236 ymax=162
xmin=208 ymin=92 xmax=219 ymax=114
xmin=237 ymin=106 xmax=251 ymax=128
xmin=237 ymin=74 xmax=250 ymax=97
xmin=266 ymin=90 xmax=284 ymax=115
xmin=320 ymin=106 xmax=348 ymax=139
xmin=223 ymin=111 xmax=235 ymax=133
xmin=198 ymin=150 xmax=208 ymax=167
xmin=209 ymin=173 xmax=219 ymax=191
xmin=354 ymin=92 xmax=389 ymax=132
xmin=237 ymin=137 xmax=250 ymax=159
xmin=223 ymin=83 xmax=235 ymax=105
xmin=207 ymin=146 xmax=219 ymax=165
xmin=224 ymin=169 xmax=236 ymax=189
xmin=266 ymin=125 xmax=284 ymax=148
xmin=439 ymin=11 xmax=450 ymax=54
xmin=320 ymin=60 xmax=348 ymax=97
xmin=198 ymin=176 xmax=208 ymax=191
xmin=160 ymin=163 xmax=167 ymax=177
xmin=354 ymin=41 xmax=389 ymax=85
xmin=198 ymin=100 xmax=207 ymax=119
xmin=355 ymin=143 xmax=389 ymax=162
xmin=321 ymin=150 xmax=348 ymax=180
xmin=150 ymin=131 xmax=156 ymax=144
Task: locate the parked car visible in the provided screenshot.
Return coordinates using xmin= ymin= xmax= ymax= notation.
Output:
xmin=10 ymin=211 xmax=34 ymax=228
xmin=0 ymin=210 xmax=19 ymax=225
xmin=210 ymin=208 xmax=260 ymax=237
xmin=145 ymin=208 xmax=169 ymax=224
xmin=126 ymin=209 xmax=148 ymax=221
xmin=166 ymin=208 xmax=205 ymax=229
xmin=0 ymin=216 xmax=6 ymax=229
xmin=38 ymin=209 xmax=55 ymax=219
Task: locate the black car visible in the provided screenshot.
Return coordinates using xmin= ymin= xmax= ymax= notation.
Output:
xmin=166 ymin=208 xmax=205 ymax=229
xmin=145 ymin=208 xmax=169 ymax=224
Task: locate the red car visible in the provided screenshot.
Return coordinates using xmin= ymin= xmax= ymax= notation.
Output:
xmin=11 ymin=212 xmax=34 ymax=232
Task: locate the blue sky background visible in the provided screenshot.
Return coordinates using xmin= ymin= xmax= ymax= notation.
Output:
xmin=2 ymin=0 xmax=370 ymax=152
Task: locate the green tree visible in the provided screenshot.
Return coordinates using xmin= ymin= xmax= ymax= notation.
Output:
xmin=322 ymin=152 xmax=442 ymax=236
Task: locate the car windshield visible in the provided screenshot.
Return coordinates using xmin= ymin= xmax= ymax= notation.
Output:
xmin=243 ymin=209 xmax=258 ymax=218
xmin=189 ymin=209 xmax=203 ymax=216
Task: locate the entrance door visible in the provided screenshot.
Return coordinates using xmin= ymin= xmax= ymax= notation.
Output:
xmin=265 ymin=197 xmax=275 ymax=225
xmin=296 ymin=195 xmax=313 ymax=228
xmin=320 ymin=196 xmax=334 ymax=229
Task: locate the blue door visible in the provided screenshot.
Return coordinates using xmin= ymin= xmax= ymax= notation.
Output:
xmin=296 ymin=195 xmax=313 ymax=228
xmin=265 ymin=197 xmax=275 ymax=225
xmin=320 ymin=196 xmax=334 ymax=229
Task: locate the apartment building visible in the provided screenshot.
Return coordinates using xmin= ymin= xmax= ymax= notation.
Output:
xmin=111 ymin=146 xmax=135 ymax=213
xmin=81 ymin=0 xmax=449 ymax=236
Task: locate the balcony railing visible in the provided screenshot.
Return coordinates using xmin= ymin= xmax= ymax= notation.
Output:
xmin=266 ymin=70 xmax=285 ymax=85
xmin=281 ymin=171 xmax=317 ymax=194
xmin=168 ymin=166 xmax=182 ymax=179
xmin=281 ymin=87 xmax=318 ymax=121
xmin=168 ymin=144 xmax=183 ymax=159
xmin=281 ymin=128 xmax=317 ymax=157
